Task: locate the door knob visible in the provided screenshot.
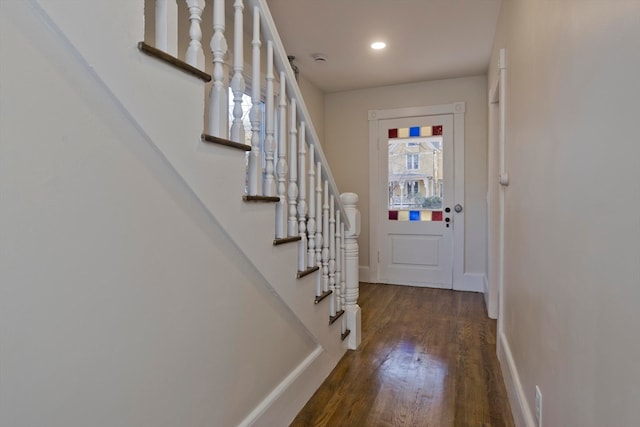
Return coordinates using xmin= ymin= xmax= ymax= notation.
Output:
xmin=454 ymin=204 xmax=463 ymax=213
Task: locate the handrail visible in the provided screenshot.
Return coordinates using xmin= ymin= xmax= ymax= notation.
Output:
xmin=246 ymin=0 xmax=350 ymax=230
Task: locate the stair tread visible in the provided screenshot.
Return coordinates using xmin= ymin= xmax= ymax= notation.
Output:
xmin=314 ymin=290 xmax=332 ymax=304
xmin=297 ymin=265 xmax=320 ymax=279
xmin=243 ymin=195 xmax=280 ymax=202
xmin=273 ymin=236 xmax=302 ymax=246
xmin=329 ymin=310 xmax=345 ymax=325
xmin=138 ymin=42 xmax=211 ymax=82
xmin=202 ymin=134 xmax=251 ymax=151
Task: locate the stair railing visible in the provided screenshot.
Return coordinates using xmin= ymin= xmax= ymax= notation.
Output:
xmin=145 ymin=0 xmax=361 ymax=349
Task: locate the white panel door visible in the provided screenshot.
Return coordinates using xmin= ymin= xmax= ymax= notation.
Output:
xmin=378 ymin=115 xmax=454 ymax=288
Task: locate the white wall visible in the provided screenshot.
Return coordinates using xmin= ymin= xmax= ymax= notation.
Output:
xmin=489 ymin=2 xmax=640 ymax=426
xmin=298 ymin=74 xmax=326 ymax=145
xmin=324 ymin=76 xmax=488 ymax=282
xmin=0 ymin=2 xmax=317 ymax=426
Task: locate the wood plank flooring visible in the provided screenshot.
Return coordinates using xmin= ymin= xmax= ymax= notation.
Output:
xmin=290 ymin=283 xmax=514 ymax=427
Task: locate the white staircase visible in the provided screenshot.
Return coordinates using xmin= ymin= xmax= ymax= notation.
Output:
xmin=0 ymin=0 xmax=360 ymax=426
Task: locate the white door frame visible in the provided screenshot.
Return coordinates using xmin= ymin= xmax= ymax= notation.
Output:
xmin=368 ymin=103 xmax=466 ymax=290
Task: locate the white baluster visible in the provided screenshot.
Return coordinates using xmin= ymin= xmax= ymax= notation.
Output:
xmin=340 ymin=221 xmax=347 ymax=335
xmin=328 ymin=195 xmax=336 ymax=317
xmin=263 ymin=41 xmax=275 ymax=196
xmin=315 ymin=161 xmax=323 ymax=296
xmin=247 ymin=7 xmax=261 ymax=196
xmin=155 ymin=0 xmax=178 ymax=56
xmin=315 ymin=162 xmax=323 ymax=268
xmin=230 ymin=0 xmax=245 ymax=144
xmin=275 ymin=72 xmax=288 ymax=238
xmin=341 ymin=192 xmax=361 ymax=350
xmin=297 ymin=122 xmax=307 ymax=272
xmin=185 ymin=0 xmax=205 ymax=69
xmin=288 ymin=99 xmax=298 ymax=236
xmin=322 ymin=180 xmax=329 ymax=294
xmin=335 ymin=210 xmax=342 ymax=313
xmin=208 ymin=0 xmax=227 ymax=137
xmin=307 ymin=148 xmax=316 ymax=271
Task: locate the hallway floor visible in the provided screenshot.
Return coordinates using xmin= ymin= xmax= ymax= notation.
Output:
xmin=290 ymin=283 xmax=514 ymax=427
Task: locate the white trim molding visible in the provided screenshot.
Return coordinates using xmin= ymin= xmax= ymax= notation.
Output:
xmin=238 ymin=345 xmax=344 ymax=427
xmin=359 ymin=265 xmax=370 ymax=283
xmin=457 ymin=273 xmax=485 ymax=293
xmin=497 ymin=332 xmax=536 ymax=427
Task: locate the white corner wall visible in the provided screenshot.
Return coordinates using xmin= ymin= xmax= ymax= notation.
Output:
xmin=0 ymin=2 xmax=319 ymax=426
xmin=489 ymin=2 xmax=640 ymax=426
xmin=324 ymin=76 xmax=488 ymax=283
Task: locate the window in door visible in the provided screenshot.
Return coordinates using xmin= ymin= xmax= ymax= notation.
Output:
xmin=387 ymin=125 xmax=444 ymax=221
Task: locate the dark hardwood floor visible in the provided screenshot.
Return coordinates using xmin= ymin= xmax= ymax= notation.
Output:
xmin=290 ymin=283 xmax=514 ymax=427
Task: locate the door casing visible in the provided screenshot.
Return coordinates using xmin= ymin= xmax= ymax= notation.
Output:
xmin=368 ymin=103 xmax=466 ymax=289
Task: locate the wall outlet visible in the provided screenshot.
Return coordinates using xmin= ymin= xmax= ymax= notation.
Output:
xmin=535 ymin=385 xmax=542 ymax=427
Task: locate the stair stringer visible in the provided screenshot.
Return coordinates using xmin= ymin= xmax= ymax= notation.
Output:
xmin=26 ymin=0 xmax=348 ymax=424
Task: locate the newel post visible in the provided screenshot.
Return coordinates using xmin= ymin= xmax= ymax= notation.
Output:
xmin=341 ymin=192 xmax=361 ymax=350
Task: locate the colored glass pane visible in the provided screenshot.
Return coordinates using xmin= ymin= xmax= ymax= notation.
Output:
xmin=409 ymin=210 xmax=420 ymax=221
xmin=388 ymin=125 xmax=442 ymax=138
xmin=388 ymin=210 xmax=398 ymax=220
xmin=432 ymin=211 xmax=443 ymax=221
xmin=398 ymin=210 xmax=410 ymax=221
xmin=421 ymin=211 xmax=432 ymax=221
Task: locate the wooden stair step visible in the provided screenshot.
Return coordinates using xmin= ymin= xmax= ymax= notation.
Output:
xmin=341 ymin=329 xmax=351 ymax=341
xmin=201 ymin=134 xmax=251 ymax=151
xmin=273 ymin=236 xmax=301 ymax=246
xmin=243 ymin=195 xmax=280 ymax=202
xmin=137 ymin=42 xmax=211 ymax=82
xmin=314 ymin=290 xmax=332 ymax=304
xmin=297 ymin=265 xmax=319 ymax=279
xmin=329 ymin=309 xmax=345 ymax=325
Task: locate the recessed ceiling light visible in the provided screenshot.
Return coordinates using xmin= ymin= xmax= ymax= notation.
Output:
xmin=371 ymin=41 xmax=386 ymax=50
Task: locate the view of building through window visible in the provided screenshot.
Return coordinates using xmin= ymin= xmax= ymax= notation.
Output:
xmin=388 ymin=136 xmax=443 ymax=211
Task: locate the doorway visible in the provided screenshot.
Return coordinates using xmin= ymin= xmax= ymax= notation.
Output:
xmin=368 ymin=103 xmax=466 ymax=289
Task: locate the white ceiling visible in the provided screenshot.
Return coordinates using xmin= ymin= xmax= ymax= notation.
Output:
xmin=266 ymin=0 xmax=502 ymax=93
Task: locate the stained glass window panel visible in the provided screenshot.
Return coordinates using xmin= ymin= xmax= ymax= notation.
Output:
xmin=387 ymin=124 xmax=445 ymax=222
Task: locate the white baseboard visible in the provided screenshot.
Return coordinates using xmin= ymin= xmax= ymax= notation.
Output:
xmin=359 ymin=265 xmax=370 ymax=283
xmin=455 ymin=273 xmax=485 ymax=292
xmin=240 ymin=345 xmax=336 ymax=427
xmin=497 ymin=331 xmax=536 ymax=427
xmin=482 ymin=275 xmax=489 ymax=315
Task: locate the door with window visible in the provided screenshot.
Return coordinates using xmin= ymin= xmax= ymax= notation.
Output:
xmin=378 ymin=114 xmax=454 ymax=288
